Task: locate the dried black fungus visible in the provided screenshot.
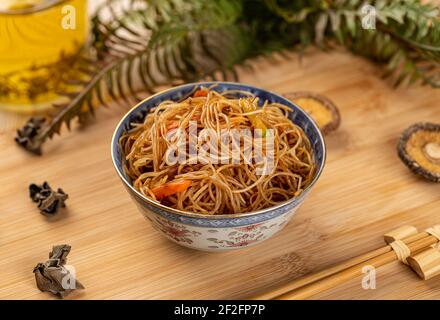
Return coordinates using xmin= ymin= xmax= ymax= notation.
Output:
xmin=284 ymin=92 xmax=341 ymax=135
xmin=398 ymin=122 xmax=440 ymax=183
xmin=15 ymin=117 xmax=45 ymax=155
xmin=33 ymin=245 xmax=84 ymax=298
xmin=29 ymin=182 xmax=68 ymax=215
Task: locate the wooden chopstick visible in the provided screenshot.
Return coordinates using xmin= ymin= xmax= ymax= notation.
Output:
xmin=251 ymin=231 xmax=434 ymax=300
xmin=277 ymin=234 xmax=438 ymax=300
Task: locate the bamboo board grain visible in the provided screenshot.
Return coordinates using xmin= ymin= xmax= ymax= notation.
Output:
xmin=1 ymin=49 xmax=440 ymax=300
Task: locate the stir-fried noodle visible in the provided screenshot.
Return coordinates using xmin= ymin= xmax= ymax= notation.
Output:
xmin=120 ymin=88 xmax=315 ymax=214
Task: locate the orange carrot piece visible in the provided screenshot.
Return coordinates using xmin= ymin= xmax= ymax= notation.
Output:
xmin=151 ymin=180 xmax=192 ymax=200
xmin=193 ymin=89 xmax=208 ymax=97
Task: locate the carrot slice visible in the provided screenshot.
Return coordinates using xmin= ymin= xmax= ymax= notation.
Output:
xmin=151 ymin=180 xmax=192 ymax=200
xmin=193 ymin=89 xmax=208 ymax=97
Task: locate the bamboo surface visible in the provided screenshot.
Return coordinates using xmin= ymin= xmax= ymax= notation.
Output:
xmin=275 ymin=235 xmax=439 ymax=299
xmin=1 ymin=49 xmax=440 ymax=300
xmin=253 ymin=230 xmax=429 ymax=300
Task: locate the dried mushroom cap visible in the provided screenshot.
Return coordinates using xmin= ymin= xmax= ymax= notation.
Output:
xmin=284 ymin=92 xmax=341 ymax=135
xmin=398 ymin=123 xmax=440 ymax=183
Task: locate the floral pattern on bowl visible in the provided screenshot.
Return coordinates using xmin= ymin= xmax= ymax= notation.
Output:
xmin=137 ymin=202 xmax=298 ymax=251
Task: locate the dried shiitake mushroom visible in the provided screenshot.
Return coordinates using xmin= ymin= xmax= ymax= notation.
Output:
xmin=284 ymin=92 xmax=341 ymax=134
xmin=398 ymin=123 xmax=440 ymax=183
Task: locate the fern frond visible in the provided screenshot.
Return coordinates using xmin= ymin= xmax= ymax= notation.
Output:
xmin=16 ymin=0 xmax=253 ymax=154
xmin=15 ymin=0 xmax=440 ymax=154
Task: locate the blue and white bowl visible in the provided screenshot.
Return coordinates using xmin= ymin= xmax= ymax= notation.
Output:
xmin=111 ymin=82 xmax=326 ymax=251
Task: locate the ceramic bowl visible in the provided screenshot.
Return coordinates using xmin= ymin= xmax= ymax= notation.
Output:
xmin=111 ymin=82 xmax=326 ymax=251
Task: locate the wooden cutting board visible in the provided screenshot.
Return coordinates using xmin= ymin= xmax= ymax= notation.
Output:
xmin=1 ymin=49 xmax=440 ymax=300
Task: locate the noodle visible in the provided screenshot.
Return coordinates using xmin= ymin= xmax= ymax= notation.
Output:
xmin=119 ymin=88 xmax=316 ymax=215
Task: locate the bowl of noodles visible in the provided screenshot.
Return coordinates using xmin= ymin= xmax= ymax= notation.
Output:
xmin=111 ymin=82 xmax=326 ymax=251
